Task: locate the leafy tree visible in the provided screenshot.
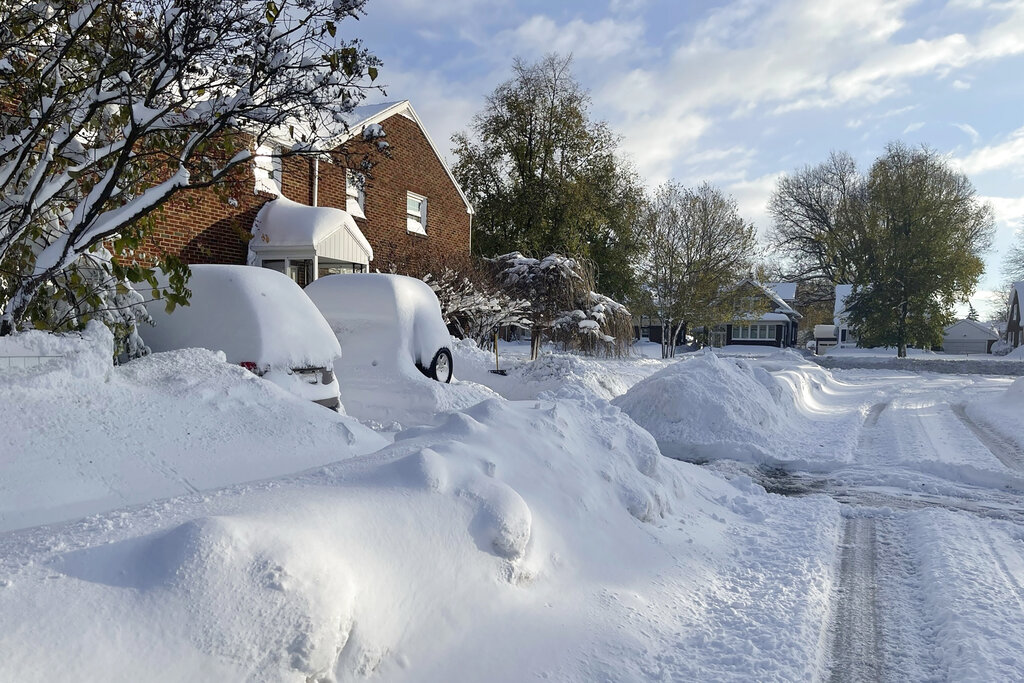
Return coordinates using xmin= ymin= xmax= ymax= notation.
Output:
xmin=638 ymin=181 xmax=757 ymax=357
xmin=846 ymin=142 xmax=994 ymax=356
xmin=452 ymin=54 xmax=644 ymax=302
xmin=0 ymin=0 xmax=381 ymax=338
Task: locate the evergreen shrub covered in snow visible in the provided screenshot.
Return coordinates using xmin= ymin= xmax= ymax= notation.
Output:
xmin=488 ymin=252 xmax=633 ymax=359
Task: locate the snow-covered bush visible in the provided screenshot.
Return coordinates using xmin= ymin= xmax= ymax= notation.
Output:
xmin=15 ymin=246 xmax=152 ymax=362
xmin=422 ymin=267 xmax=531 ymax=347
xmin=489 ymin=252 xmax=633 ymax=359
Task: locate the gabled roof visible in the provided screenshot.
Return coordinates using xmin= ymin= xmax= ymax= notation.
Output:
xmin=325 ymin=100 xmax=474 ymax=216
xmin=943 ymin=318 xmax=999 ymax=340
xmin=765 ymin=282 xmax=797 ymax=302
xmin=734 ymin=278 xmax=802 ymax=319
xmin=251 ymin=196 xmax=373 ymax=262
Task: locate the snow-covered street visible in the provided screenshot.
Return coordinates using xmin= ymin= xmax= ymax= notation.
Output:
xmin=2 ymin=330 xmax=1023 ymax=681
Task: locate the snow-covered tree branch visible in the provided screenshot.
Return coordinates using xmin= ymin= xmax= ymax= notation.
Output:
xmin=0 ymin=0 xmax=382 ymax=335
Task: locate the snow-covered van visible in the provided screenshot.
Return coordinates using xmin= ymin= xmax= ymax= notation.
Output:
xmin=304 ymin=273 xmax=453 ymax=384
xmin=142 ymin=265 xmax=342 ymax=410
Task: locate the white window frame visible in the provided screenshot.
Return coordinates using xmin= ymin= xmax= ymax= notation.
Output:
xmin=346 ymin=170 xmax=366 ymax=218
xmin=732 ymin=323 xmax=776 ymax=341
xmin=253 ymin=145 xmax=282 ymax=196
xmin=406 ymin=191 xmax=427 ymax=235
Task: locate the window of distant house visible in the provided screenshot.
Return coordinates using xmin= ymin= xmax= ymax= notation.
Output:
xmin=406 ymin=192 xmax=427 ymax=235
xmin=253 ymin=145 xmax=281 ymax=195
xmin=346 ymin=170 xmax=366 ymax=218
xmin=732 ymin=324 xmax=776 ymax=341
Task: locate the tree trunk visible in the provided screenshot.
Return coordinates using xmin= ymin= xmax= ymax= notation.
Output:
xmin=530 ymin=328 xmax=542 ymax=360
xmin=897 ymin=300 xmax=908 ymax=358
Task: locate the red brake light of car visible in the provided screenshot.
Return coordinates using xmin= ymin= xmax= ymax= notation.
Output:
xmin=240 ymin=361 xmax=259 ymax=374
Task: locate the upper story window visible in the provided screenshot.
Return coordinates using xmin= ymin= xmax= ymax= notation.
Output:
xmin=346 ymin=170 xmax=366 ymax=218
xmin=253 ymin=145 xmax=281 ymax=195
xmin=407 ymin=192 xmax=427 ymax=235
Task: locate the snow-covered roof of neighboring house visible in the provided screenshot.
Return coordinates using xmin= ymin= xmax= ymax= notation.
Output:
xmin=1014 ymin=281 xmax=1024 ymax=304
xmin=734 ymin=278 xmax=802 ymax=319
xmin=251 ymin=196 xmax=373 ymax=264
xmin=765 ymin=282 xmax=797 ymax=302
xmin=814 ymin=324 xmax=838 ymax=339
xmin=943 ymin=318 xmax=999 ymax=341
xmin=834 ymin=284 xmax=854 ymax=322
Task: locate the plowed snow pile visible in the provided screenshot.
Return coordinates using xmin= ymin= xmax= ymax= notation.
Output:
xmin=613 ymin=350 xmax=865 ymax=468
xmin=964 ymin=376 xmax=1024 ymax=455
xmin=0 ymin=323 xmax=386 ymax=532
xmin=0 ymin=330 xmax=842 ymax=682
xmin=452 ymin=337 xmax=667 ymax=400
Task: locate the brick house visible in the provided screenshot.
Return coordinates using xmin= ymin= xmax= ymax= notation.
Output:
xmin=142 ymin=100 xmax=473 ymax=285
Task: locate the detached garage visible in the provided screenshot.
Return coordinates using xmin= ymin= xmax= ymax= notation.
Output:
xmin=942 ymin=319 xmax=999 ymax=355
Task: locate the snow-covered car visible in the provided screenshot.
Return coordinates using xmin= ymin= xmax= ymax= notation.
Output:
xmin=142 ymin=265 xmax=342 ymax=410
xmin=304 ymin=273 xmax=453 ymax=383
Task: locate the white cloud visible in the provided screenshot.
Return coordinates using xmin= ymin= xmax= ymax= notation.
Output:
xmin=496 ymin=15 xmax=644 ymax=62
xmin=955 ymin=126 xmax=1024 ymax=175
xmin=903 ymin=121 xmax=925 ymax=134
xmin=952 ymin=79 xmax=972 ymax=89
xmin=726 ymin=172 xmax=785 ymax=235
xmin=953 ymin=122 xmax=981 ymax=144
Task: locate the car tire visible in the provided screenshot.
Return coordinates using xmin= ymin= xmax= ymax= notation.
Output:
xmin=429 ymin=347 xmax=453 ymax=383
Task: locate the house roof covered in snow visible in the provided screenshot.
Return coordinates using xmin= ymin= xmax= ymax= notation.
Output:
xmin=765 ymin=282 xmax=797 ymax=302
xmin=834 ymin=284 xmax=854 ymax=322
xmin=942 ymin=318 xmax=999 ymax=341
xmin=734 ymin=278 xmax=802 ymax=320
xmin=250 ymin=196 xmax=373 ymax=265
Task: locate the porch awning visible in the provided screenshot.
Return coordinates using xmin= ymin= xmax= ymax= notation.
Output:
xmin=251 ymin=196 xmax=373 ymax=266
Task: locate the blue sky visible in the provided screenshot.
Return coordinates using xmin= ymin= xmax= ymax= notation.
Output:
xmin=352 ymin=0 xmax=1024 ymax=316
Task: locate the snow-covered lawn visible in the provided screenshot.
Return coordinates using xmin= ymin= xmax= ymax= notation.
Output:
xmin=2 ymin=327 xmax=1024 ymax=681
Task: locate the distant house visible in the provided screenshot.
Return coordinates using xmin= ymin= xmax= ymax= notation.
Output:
xmin=142 ymin=100 xmax=473 ymax=286
xmin=833 ymin=284 xmax=858 ymax=347
xmin=1007 ymin=281 xmax=1023 ymax=349
xmin=713 ymin=279 xmax=801 ymax=348
xmin=813 ymin=324 xmax=838 ymax=355
xmin=942 ymin=319 xmax=999 ymax=355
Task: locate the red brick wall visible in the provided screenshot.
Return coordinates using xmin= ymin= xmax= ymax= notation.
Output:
xmin=140 ymin=167 xmax=267 ymax=267
xmin=138 ymin=110 xmax=471 ymax=273
xmin=344 ymin=112 xmax=472 ymax=271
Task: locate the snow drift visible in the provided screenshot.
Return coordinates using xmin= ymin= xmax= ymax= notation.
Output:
xmin=612 ymin=350 xmax=864 ymax=468
xmin=0 ymin=323 xmax=385 ymax=532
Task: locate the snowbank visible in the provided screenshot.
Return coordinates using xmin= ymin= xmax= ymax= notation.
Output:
xmin=964 ymin=376 xmax=1024 ymax=455
xmin=0 ymin=328 xmax=385 ymax=532
xmin=453 ymin=337 xmax=667 ymax=401
xmin=815 ymin=348 xmax=1024 ymax=376
xmin=0 ymin=389 xmax=842 ymax=682
xmin=613 ymin=350 xmax=864 ymax=468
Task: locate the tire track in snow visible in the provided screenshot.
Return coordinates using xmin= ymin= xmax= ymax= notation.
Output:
xmin=951 ymin=404 xmax=1024 ymax=473
xmin=828 ymin=516 xmax=882 ymax=683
